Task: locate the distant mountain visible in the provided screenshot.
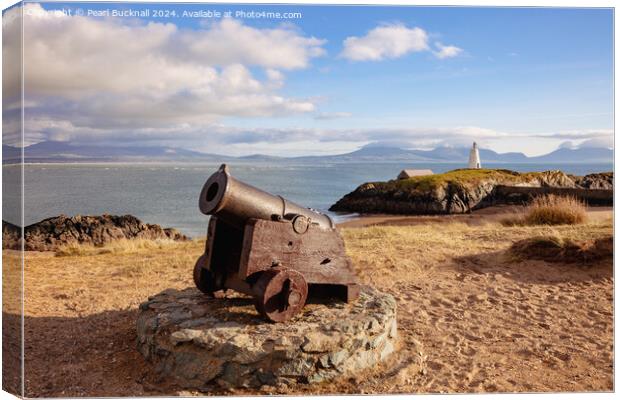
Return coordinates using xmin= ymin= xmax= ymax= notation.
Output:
xmin=295 ymin=144 xmax=610 ymax=164
xmin=528 ymin=147 xmax=614 ymax=163
xmin=237 ymin=154 xmax=284 ymax=161
xmin=1 ymin=141 xmax=613 ymax=164
xmin=408 ymin=146 xmax=529 ymax=163
xmin=343 ymin=145 xmax=431 ymax=160
xmin=3 ymin=141 xmax=228 ymax=163
xmin=2 ymin=144 xmax=21 ymax=162
xmin=293 ymin=145 xmax=435 ymax=162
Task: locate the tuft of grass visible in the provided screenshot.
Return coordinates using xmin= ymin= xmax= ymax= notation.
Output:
xmin=509 ymin=232 xmax=565 ymax=260
xmin=501 ymin=194 xmax=587 ymax=227
xmin=510 ymin=234 xmax=612 ymax=263
xmin=54 ymin=242 xmax=91 ymax=257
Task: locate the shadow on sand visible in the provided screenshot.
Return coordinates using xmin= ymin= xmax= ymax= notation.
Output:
xmin=450 ymin=248 xmax=612 ymax=285
xmin=2 ymin=307 xmax=187 ymax=397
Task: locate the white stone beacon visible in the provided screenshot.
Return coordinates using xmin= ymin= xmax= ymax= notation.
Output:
xmin=468 ymin=142 xmax=482 ymax=169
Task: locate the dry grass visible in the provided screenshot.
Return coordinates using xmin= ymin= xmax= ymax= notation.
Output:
xmin=6 ymin=239 xmax=205 ymax=316
xmin=524 ymin=195 xmax=587 ymax=225
xmin=341 ymin=219 xmax=610 ymax=287
xmin=55 ymin=238 xmax=200 ymax=257
xmin=501 ymin=194 xmax=587 ymax=227
xmin=342 ymin=223 xmax=476 ymax=284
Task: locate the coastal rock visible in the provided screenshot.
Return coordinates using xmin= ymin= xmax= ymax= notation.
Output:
xmin=2 ymin=214 xmax=188 ymax=251
xmin=576 ymin=172 xmax=613 ymax=190
xmin=136 ymin=286 xmax=399 ymax=390
xmin=329 ymin=169 xmax=613 ymax=215
xmin=518 ymin=170 xmax=579 ymax=188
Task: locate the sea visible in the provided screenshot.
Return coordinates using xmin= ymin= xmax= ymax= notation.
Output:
xmin=2 ymin=162 xmax=613 ymax=238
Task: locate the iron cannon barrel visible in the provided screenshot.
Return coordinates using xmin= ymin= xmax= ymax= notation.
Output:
xmin=199 ymin=164 xmax=334 ymax=230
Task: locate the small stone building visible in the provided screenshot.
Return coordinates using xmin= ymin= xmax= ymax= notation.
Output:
xmin=397 ymin=169 xmax=434 ymax=180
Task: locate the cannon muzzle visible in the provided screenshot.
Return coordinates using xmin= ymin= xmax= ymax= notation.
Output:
xmin=199 ymin=164 xmax=334 ymax=230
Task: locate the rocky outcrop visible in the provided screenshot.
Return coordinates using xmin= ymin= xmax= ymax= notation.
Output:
xmin=330 ymin=169 xmax=613 ymax=215
xmin=2 ymin=214 xmax=188 ymax=251
xmin=517 ymin=170 xmax=579 ymax=188
xmin=137 ymin=286 xmax=398 ymax=390
xmin=575 ymin=172 xmax=613 ymax=190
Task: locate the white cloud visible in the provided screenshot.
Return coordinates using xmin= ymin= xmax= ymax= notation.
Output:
xmin=197 ymin=125 xmax=507 ymax=147
xmin=433 ymin=42 xmax=463 ymax=59
xmin=532 ymin=129 xmax=614 ymax=140
xmin=179 ymin=18 xmax=326 ymax=70
xmin=203 ymin=125 xmax=613 ymax=151
xmin=578 ymin=136 xmax=613 ymax=149
xmin=559 ymin=141 xmax=576 ymax=149
xmin=340 ymin=23 xmax=463 ymax=62
xmin=2 ymin=3 xmax=326 ymax=144
xmin=265 ymin=69 xmax=285 ymax=82
xmin=21 ymin=123 xmax=505 ymax=149
xmin=546 ymin=136 xmax=613 ymax=152
xmin=314 ymin=112 xmax=353 ymax=120
xmin=340 ymin=23 xmax=429 ymax=61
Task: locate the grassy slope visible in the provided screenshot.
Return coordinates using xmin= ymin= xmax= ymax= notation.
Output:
xmin=365 ymin=169 xmax=557 ymax=194
xmin=2 ymin=218 xmax=613 ymax=396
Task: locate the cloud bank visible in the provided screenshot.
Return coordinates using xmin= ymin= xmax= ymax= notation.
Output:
xmin=2 ymin=3 xmax=326 ymax=144
xmin=314 ymin=112 xmax=353 ymax=120
xmin=32 ymin=120 xmax=612 ymax=158
xmin=559 ymin=136 xmax=614 ymax=150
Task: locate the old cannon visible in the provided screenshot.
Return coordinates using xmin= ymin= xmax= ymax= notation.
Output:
xmin=194 ymin=164 xmax=359 ymax=322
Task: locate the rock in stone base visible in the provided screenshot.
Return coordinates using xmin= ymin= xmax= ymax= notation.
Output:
xmin=136 ymin=286 xmax=397 ymax=390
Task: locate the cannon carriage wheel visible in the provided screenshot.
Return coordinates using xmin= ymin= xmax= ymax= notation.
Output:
xmin=193 ymin=254 xmax=219 ymax=296
xmin=252 ymin=268 xmax=308 ymax=323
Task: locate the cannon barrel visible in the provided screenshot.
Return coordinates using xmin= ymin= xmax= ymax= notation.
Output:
xmin=199 ymin=164 xmax=334 ymax=230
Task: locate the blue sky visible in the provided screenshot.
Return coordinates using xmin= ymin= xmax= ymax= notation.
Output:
xmin=3 ymin=2 xmax=614 ymax=156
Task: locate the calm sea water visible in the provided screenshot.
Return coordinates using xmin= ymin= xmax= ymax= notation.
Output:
xmin=2 ymin=162 xmax=613 ymax=238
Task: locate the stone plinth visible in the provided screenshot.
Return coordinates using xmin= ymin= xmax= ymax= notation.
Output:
xmin=136 ymin=286 xmax=397 ymax=390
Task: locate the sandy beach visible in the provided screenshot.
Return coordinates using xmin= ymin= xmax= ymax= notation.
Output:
xmin=338 ymin=205 xmax=614 ymax=228
xmin=2 ymin=206 xmax=613 ymax=396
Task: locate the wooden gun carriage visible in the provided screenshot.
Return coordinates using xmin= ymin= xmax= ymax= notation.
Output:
xmin=193 ymin=164 xmax=359 ymax=322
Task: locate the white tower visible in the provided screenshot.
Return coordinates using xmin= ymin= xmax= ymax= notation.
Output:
xmin=468 ymin=142 xmax=481 ymax=169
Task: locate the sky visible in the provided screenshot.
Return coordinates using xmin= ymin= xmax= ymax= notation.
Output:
xmin=2 ymin=2 xmax=614 ymax=156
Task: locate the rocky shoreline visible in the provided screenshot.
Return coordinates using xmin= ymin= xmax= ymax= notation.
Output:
xmin=2 ymin=214 xmax=188 ymax=252
xmin=330 ymin=169 xmax=613 ymax=215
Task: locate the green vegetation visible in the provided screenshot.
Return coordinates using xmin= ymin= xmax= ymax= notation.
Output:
xmin=371 ymin=168 xmax=522 ymax=193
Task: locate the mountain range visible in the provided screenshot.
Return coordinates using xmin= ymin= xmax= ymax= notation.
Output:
xmin=1 ymin=141 xmax=614 ymax=164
